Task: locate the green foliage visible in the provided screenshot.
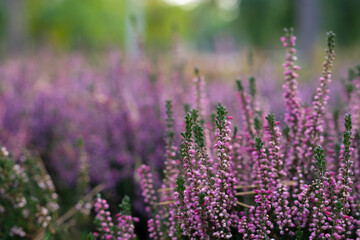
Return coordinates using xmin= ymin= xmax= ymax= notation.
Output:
xmin=314 ymin=145 xmax=325 ymax=176
xmin=283 ymin=125 xmax=290 ymax=139
xmin=181 ymin=113 xmax=194 ymax=141
xmin=236 ymin=0 xmax=294 ymax=47
xmin=198 ymin=192 xmax=205 ymax=207
xmin=165 ymin=100 xmax=175 ymax=140
xmin=345 ymin=113 xmax=352 ymax=131
xmin=323 ymin=0 xmax=360 ymax=47
xmin=343 ymin=131 xmax=351 ymax=151
xmin=236 ymin=79 xmax=243 ymax=92
xmin=2 ymin=0 xmax=360 ymax=50
xmin=215 ymin=104 xmax=228 ymax=129
xmin=175 ymin=175 xmax=186 ymax=202
xmin=184 ymin=104 xmax=190 ymax=114
xmin=295 ymin=226 xmax=303 ymax=240
xmin=119 ymin=196 xmax=132 ymax=216
xmin=345 ymin=85 xmax=355 ymax=99
xmin=210 ymin=113 xmax=216 ymax=126
xmin=326 ymin=31 xmax=336 ymax=51
xmin=27 ymin=0 xmax=126 ymax=49
xmin=343 ymin=114 xmax=352 ymax=165
xmin=349 ymin=68 xmax=356 ymax=81
xmin=254 ymin=137 xmax=263 ymax=151
xmin=355 ymin=130 xmax=360 ymax=141
xmin=249 ymin=76 xmax=256 ymax=97
xmin=233 ymin=126 xmax=238 ymax=138
xmin=87 ymin=233 xmax=96 ymax=240
xmin=193 ymin=123 xmax=205 ymax=149
xmin=254 ymin=116 xmax=262 ymax=132
xmin=334 ymin=142 xmax=341 ymax=157
xmin=333 ymin=109 xmax=340 ymax=130
xmin=176 ymin=223 xmax=183 ymax=239
xmin=194 ymin=66 xmax=199 ymax=75
xmin=265 ymin=113 xmax=275 ymax=129
xmin=191 ymin=109 xmax=199 ymax=124
xmin=146 ymin=0 xmax=190 ymax=51
xmin=283 ymin=27 xmax=294 ymax=37
xmin=342 ymin=66 xmax=360 ymax=100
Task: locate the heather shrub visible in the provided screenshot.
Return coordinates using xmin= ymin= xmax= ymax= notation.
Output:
xmin=88 ymin=195 xmax=138 ymax=240
xmin=0 ymin=143 xmax=104 ymax=239
xmin=2 ymin=27 xmax=360 ymax=239
xmin=105 ymin=29 xmax=360 ymax=239
xmin=0 ymin=146 xmax=59 ymax=238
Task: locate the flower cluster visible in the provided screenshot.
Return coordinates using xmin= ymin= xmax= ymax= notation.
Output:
xmin=131 ymin=29 xmax=360 ymax=239
xmin=0 ymin=146 xmax=58 ymax=238
xmin=90 ymin=195 xmax=138 ymax=240
xmin=0 ymin=144 xmax=105 ymax=239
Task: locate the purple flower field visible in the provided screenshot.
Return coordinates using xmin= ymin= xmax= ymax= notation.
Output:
xmin=1 ymin=28 xmax=360 ymax=239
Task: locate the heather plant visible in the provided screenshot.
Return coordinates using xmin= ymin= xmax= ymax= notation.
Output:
xmin=89 ymin=195 xmax=138 ymax=240
xmin=0 ymin=143 xmax=106 ymax=239
xmin=125 ymin=29 xmax=360 ymax=239
xmin=2 ymin=26 xmax=360 ymax=239
xmin=0 ymin=146 xmax=58 ymax=239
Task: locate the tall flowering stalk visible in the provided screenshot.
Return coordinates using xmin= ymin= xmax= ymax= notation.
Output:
xmin=193 ymin=67 xmax=209 ymax=123
xmin=265 ymin=113 xmax=294 ymax=235
xmin=236 ymin=79 xmax=255 ymax=140
xmin=331 ymin=114 xmax=355 ymax=237
xmin=173 ymin=112 xmax=193 ymax=237
xmin=174 ymin=110 xmax=210 ymax=238
xmin=307 ymin=146 xmax=333 ymax=239
xmin=281 ymin=28 xmax=302 ymax=133
xmin=208 ymin=104 xmax=236 ymax=239
xmin=137 ymin=165 xmax=163 ymax=239
xmin=343 ymin=67 xmax=360 ymax=220
xmin=348 ymin=68 xmax=360 ymax=132
xmin=137 ymin=165 xmax=159 ymax=214
xmin=248 ymin=76 xmax=263 ymax=138
xmin=338 ymin=114 xmax=354 ymax=212
xmin=193 ymin=68 xmax=214 ymax=161
xmin=236 ymin=79 xmax=256 ymax=184
xmin=238 ymin=138 xmax=273 ymax=239
xmin=157 ymin=100 xmax=180 ymax=237
xmin=162 ymin=100 xmax=180 ymax=195
xmin=304 ymin=32 xmax=336 ymax=178
xmin=231 ymin=126 xmax=250 ymax=185
xmin=281 ymin=28 xmax=305 ymax=178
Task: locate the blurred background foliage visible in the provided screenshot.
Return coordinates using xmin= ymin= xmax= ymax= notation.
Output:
xmin=0 ymin=0 xmax=359 ymax=55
